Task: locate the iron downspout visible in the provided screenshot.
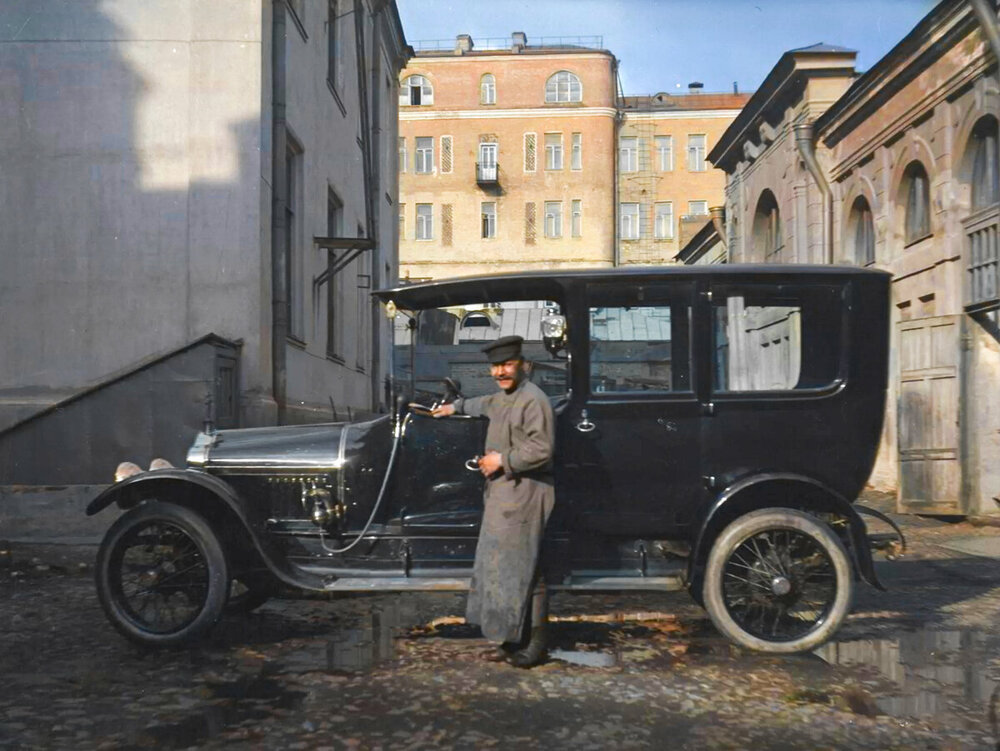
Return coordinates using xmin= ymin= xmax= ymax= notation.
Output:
xmin=794 ymin=121 xmax=832 ymax=264
xmin=270 ymin=1 xmax=289 ymax=424
xmin=971 ymin=0 xmax=1000 ymax=79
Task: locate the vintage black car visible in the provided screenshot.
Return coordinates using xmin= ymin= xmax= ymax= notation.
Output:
xmin=88 ymin=265 xmax=904 ymax=653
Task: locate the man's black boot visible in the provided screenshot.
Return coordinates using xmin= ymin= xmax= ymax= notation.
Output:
xmin=483 ymin=642 xmax=518 ymax=662
xmin=508 ymin=623 xmax=547 ymax=668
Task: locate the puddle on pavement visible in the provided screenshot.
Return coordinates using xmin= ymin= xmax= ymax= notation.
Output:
xmin=814 ymin=627 xmax=1000 ymax=727
xmin=139 ymin=676 xmax=306 ymax=748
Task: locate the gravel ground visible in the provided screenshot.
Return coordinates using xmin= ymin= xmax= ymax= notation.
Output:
xmin=2 ymin=491 xmax=1000 ymax=750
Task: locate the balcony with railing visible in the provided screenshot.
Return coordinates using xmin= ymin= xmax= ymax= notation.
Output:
xmin=964 ymin=204 xmax=999 ymax=312
xmin=476 ymin=162 xmax=498 ymax=184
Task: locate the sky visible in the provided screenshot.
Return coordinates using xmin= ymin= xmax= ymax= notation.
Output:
xmin=396 ymin=0 xmax=938 ymax=95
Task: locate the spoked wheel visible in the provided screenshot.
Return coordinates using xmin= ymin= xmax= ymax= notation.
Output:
xmin=96 ymin=501 xmax=228 ymax=647
xmin=703 ymin=508 xmax=853 ymax=653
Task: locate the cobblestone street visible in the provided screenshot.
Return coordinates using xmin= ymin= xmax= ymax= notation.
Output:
xmin=3 ymin=493 xmax=1000 ymax=750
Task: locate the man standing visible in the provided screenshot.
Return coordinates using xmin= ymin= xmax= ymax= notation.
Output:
xmin=432 ymin=335 xmax=555 ymax=668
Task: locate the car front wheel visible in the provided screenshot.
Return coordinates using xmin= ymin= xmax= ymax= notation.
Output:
xmin=703 ymin=508 xmax=853 ymax=653
xmin=96 ymin=501 xmax=229 ymax=647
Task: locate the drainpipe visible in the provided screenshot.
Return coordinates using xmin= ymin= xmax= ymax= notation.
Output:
xmin=271 ymin=1 xmax=289 ymax=423
xmin=709 ymin=205 xmax=727 ymax=251
xmin=794 ymin=121 xmax=832 ymax=264
xmin=971 ymin=0 xmax=1000 ymax=76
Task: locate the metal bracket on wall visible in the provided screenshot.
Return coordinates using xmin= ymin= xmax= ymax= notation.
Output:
xmin=312 ymin=236 xmax=375 ymax=289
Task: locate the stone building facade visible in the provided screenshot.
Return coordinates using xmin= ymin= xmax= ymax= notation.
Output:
xmin=0 ymin=0 xmax=408 ymax=486
xmin=709 ymin=1 xmax=1000 ymax=515
xmin=397 ymin=34 xmax=746 ymax=280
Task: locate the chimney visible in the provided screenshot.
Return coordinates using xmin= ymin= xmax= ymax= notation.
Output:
xmin=688 ymin=81 xmax=703 ymax=94
xmin=733 ymin=81 xmax=739 ymax=94
xmin=455 ymin=34 xmax=473 ymax=54
xmin=511 ymin=31 xmax=527 ymax=52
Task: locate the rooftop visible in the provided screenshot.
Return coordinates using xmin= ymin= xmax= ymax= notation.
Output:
xmin=621 ymin=92 xmax=753 ymax=111
xmin=410 ymin=33 xmax=607 ymax=56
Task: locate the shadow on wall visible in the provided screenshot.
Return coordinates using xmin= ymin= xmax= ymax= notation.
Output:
xmin=0 ymin=1 xmax=261 ymax=484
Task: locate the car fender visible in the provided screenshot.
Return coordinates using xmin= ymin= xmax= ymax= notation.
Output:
xmin=687 ymin=472 xmax=883 ymax=594
xmin=86 ymin=469 xmax=326 ymax=591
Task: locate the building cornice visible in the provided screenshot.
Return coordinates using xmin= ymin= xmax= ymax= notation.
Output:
xmin=400 ymin=106 xmax=617 ymax=121
xmin=405 ymin=50 xmax=614 ymax=65
xmin=621 ymin=109 xmax=746 ymax=122
xmin=817 ymin=2 xmax=982 ymax=148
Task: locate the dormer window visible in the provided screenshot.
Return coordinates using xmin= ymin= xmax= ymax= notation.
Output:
xmin=480 ymin=74 xmax=496 ymax=105
xmin=545 ymin=71 xmax=581 ymax=103
xmin=400 ymin=75 xmax=433 ymax=106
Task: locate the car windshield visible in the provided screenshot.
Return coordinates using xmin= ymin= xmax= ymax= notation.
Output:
xmin=392 ymin=298 xmax=569 ymax=403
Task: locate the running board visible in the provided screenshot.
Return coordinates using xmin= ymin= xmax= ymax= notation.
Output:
xmin=322 ymin=575 xmax=685 ymax=593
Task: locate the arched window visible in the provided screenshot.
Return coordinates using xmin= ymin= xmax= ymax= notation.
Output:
xmin=970 ymin=116 xmax=999 ymax=210
xmin=545 ymin=71 xmax=581 ymax=103
xmin=849 ymin=196 xmax=875 ymax=266
xmin=753 ymin=190 xmax=783 ymax=263
xmin=400 ymin=75 xmax=433 ymax=106
xmin=903 ymin=161 xmax=931 ymax=244
xmin=480 ymin=73 xmax=496 ymax=105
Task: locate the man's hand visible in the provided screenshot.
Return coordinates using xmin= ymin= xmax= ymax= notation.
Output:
xmin=478 ymin=451 xmax=503 ymax=477
xmin=431 ymin=403 xmax=455 ymax=418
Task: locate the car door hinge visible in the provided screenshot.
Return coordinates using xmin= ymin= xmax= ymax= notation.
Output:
xmin=400 ymin=540 xmax=412 ymax=576
xmin=701 ymin=401 xmax=715 ymax=416
xmin=700 ymin=290 xmax=713 ymax=302
xmin=702 ymin=475 xmax=717 ymax=489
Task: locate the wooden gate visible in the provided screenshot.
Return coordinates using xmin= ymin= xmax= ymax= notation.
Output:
xmin=897 ymin=315 xmax=966 ymax=514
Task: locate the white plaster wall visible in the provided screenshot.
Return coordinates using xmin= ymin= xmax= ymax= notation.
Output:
xmin=0 ymin=1 xmax=265 ymax=399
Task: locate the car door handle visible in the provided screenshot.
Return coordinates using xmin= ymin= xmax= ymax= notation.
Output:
xmin=575 ymin=410 xmax=596 ymax=433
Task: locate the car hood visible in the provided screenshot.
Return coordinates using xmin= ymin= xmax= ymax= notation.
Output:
xmin=189 ymin=422 xmax=350 ymax=473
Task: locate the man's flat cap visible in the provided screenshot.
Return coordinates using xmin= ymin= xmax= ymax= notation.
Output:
xmin=482 ymin=335 xmax=524 ymax=363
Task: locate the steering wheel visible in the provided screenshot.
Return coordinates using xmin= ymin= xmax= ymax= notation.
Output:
xmin=407 ymin=402 xmax=435 ymax=416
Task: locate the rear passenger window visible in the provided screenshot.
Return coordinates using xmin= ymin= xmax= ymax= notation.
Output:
xmin=588 ymin=284 xmax=692 ymax=394
xmin=712 ymin=284 xmax=843 ymax=392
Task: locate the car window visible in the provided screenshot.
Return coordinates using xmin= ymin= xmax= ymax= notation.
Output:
xmin=712 ymin=284 xmax=843 ymax=393
xmin=587 ymin=284 xmax=692 ymax=394
xmin=393 ymin=298 xmax=569 ymax=400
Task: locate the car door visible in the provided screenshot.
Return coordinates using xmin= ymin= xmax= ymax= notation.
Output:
xmin=557 ymin=280 xmax=704 ymax=554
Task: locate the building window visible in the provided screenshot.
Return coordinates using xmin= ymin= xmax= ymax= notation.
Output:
xmin=545 ymin=133 xmax=563 ymax=170
xmin=398 ymin=203 xmax=405 ymax=241
xmin=524 ymin=132 xmax=537 ymax=172
xmin=753 ymin=190 xmax=783 ymax=263
xmin=971 ymin=116 xmax=999 ymax=210
xmin=687 ymin=134 xmax=707 ymax=172
xmin=619 ymin=137 xmax=638 ymax=173
xmin=440 ymin=135 xmax=453 ymax=173
xmin=398 ymin=137 xmax=406 ymax=173
xmin=571 ymin=199 xmax=582 ymax=237
xmin=656 ymin=135 xmax=673 ymax=171
xmin=482 ymin=202 xmax=497 ymax=238
xmin=544 ymin=201 xmax=562 ymax=237
xmin=480 ymin=73 xmax=496 ymax=105
xmin=620 ymin=202 xmax=640 ymax=240
xmin=400 ymin=74 xmax=433 ymax=106
xmin=571 ymin=133 xmax=582 ymax=171
xmin=903 ymin=161 xmax=931 ymax=244
xmin=849 ymin=196 xmax=875 ymax=266
xmin=545 ymin=70 xmax=582 ymax=103
xmin=285 ymin=137 xmax=304 ymax=340
xmin=654 ymin=202 xmax=674 ymax=240
xmin=478 ymin=142 xmax=498 ymax=181
xmin=415 ymin=137 xmax=434 ymax=173
xmin=326 ymin=189 xmax=344 ymax=357
xmin=688 ymin=200 xmax=708 ymax=216
xmin=525 ymin=202 xmax=537 ymax=244
xmin=416 ymin=203 xmax=433 ymax=240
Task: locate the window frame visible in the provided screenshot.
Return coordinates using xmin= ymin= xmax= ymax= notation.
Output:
xmin=480 ymin=73 xmax=496 ymax=105
xmin=414 ymin=136 xmax=434 ymax=174
xmin=545 ymin=70 xmax=582 ymax=103
xmin=481 ymin=201 xmax=497 ymax=239
xmin=401 ymin=74 xmax=433 ymax=106
xmin=619 ymin=136 xmax=638 ymax=173
xmin=656 ymin=135 xmax=673 ymax=171
xmin=654 ymin=202 xmax=674 ymax=240
xmin=545 ymin=132 xmax=563 ymax=170
xmin=415 ymin=203 xmax=433 ymax=240
xmin=687 ymin=134 xmax=707 ymax=172
xmin=903 ymin=161 xmax=931 ymax=246
xmin=571 ymin=199 xmax=582 ymax=238
xmin=620 ymin=202 xmax=640 ymax=240
xmin=571 ymin=132 xmax=583 ymax=171
xmin=544 ymin=200 xmax=563 ymax=238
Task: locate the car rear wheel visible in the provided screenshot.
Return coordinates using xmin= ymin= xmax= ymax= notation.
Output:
xmin=703 ymin=508 xmax=853 ymax=653
xmin=96 ymin=501 xmax=228 ymax=647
